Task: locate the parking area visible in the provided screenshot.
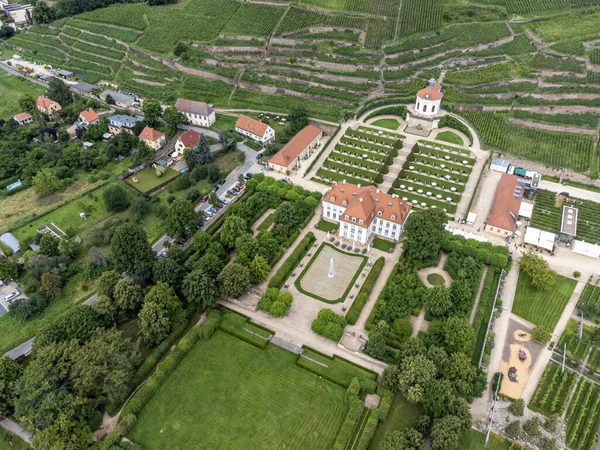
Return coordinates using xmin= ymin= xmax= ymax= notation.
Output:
xmin=0 ymin=280 xmax=26 ymax=317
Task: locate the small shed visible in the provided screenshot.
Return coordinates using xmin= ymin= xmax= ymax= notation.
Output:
xmin=128 ymin=163 xmax=144 ymax=173
xmin=466 ymin=212 xmax=477 ymax=226
xmin=0 ymin=232 xmax=20 ymax=254
xmin=572 ymin=241 xmax=600 ymax=259
xmin=490 ymin=158 xmax=509 ymax=173
xmin=56 ymin=69 xmax=74 ymax=79
xmin=518 ymin=201 xmax=534 ymax=220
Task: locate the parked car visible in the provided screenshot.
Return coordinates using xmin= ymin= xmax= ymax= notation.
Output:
xmin=256 ymin=153 xmax=263 ymax=160
xmin=235 ymin=183 xmax=244 ymax=190
xmin=211 ymin=186 xmax=219 ymax=193
xmin=218 ymin=179 xmax=227 ymax=186
xmin=559 ymin=192 xmax=570 ymax=197
xmin=245 ymin=172 xmax=254 ymax=179
xmin=227 ymin=189 xmax=237 ymax=196
xmin=209 ymin=207 xmax=218 ymax=214
xmin=201 ymin=195 xmax=209 ymax=203
xmin=196 ymin=221 xmax=205 ymax=229
xmin=220 ymin=198 xmax=228 ymax=204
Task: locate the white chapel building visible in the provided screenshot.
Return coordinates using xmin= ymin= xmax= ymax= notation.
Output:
xmin=415 ymin=78 xmax=443 ymax=117
xmin=322 ymin=181 xmax=412 ymax=244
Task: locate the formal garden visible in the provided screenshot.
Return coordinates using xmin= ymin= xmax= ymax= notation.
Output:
xmin=391 ymin=141 xmax=475 ymax=214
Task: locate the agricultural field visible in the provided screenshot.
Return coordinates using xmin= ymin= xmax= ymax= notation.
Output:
xmin=130 ymin=328 xmax=370 ymax=450
xmin=529 ymin=361 xmax=577 ymax=416
xmin=578 ymin=284 xmax=600 ymax=324
xmin=512 ymin=272 xmax=577 ymax=330
xmin=315 ymin=127 xmax=399 ymax=186
xmin=0 ymin=71 xmax=45 ymax=120
xmin=391 ymin=140 xmax=474 ymax=214
xmin=531 ymin=190 xmax=600 ymax=245
xmin=565 ymin=378 xmax=600 ymax=450
xmin=558 ymin=319 xmax=593 ymax=362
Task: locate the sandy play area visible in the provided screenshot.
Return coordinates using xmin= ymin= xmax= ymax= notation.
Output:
xmin=498 ymin=317 xmax=544 ymax=398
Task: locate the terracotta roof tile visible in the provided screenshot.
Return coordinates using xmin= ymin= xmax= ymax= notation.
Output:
xmin=269 ymin=125 xmax=322 ymax=168
xmin=178 ymin=129 xmax=199 ymax=148
xmin=235 ymin=114 xmax=269 ymax=138
xmin=417 ymin=82 xmax=443 ymax=100
xmin=79 ymin=108 xmax=99 ymax=124
xmin=139 ymin=126 xmax=164 ymax=142
xmin=13 ymin=112 xmax=32 ymax=122
xmin=487 ymin=174 xmax=523 ymax=231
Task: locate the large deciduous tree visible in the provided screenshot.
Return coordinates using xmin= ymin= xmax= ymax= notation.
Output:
xmin=163 ymin=106 xmax=186 ymax=137
xmin=441 ymin=316 xmax=475 ymax=355
xmin=403 ymin=208 xmax=448 ymax=262
xmin=398 ymin=354 xmax=437 ymax=403
xmin=249 ymin=255 xmax=270 ymax=284
xmin=32 ymin=167 xmax=61 ymax=197
xmin=142 ymin=99 xmax=162 ymax=127
xmin=0 ymin=356 xmax=23 ymax=420
xmin=220 ymin=215 xmax=248 ymax=248
xmin=138 ymin=282 xmax=183 ymax=345
xmin=113 ymin=277 xmax=143 ymax=314
xmin=519 ymin=250 xmax=556 ymax=291
xmin=165 ymin=198 xmax=198 ymax=241
xmin=111 ymin=222 xmax=154 ymax=279
xmin=183 ymin=269 xmax=217 ymax=311
xmin=423 ymin=286 xmax=452 ymax=317
xmin=217 ymin=263 xmax=251 ymax=299
xmin=103 ymin=184 xmax=130 ymax=212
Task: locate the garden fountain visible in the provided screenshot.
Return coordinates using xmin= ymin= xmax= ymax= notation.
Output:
xmin=328 ymin=258 xmax=334 ymax=278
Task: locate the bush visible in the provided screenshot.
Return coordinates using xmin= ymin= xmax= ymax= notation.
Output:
xmin=505 ymin=420 xmax=520 ymax=438
xmin=312 ymin=308 xmax=347 ymax=341
xmin=574 ymin=271 xmax=581 ymax=278
xmin=198 ymin=309 xmax=222 ymax=340
xmin=346 ymin=257 xmax=384 ymax=325
xmin=268 ymin=232 xmax=316 ymax=289
xmin=509 ymin=398 xmax=524 ymax=416
xmin=186 ymin=189 xmax=201 ymax=202
xmin=523 ymin=417 xmax=541 ymax=436
xmin=532 ymin=326 xmax=552 ymax=343
xmin=333 ymin=395 xmax=364 ymax=450
xmin=544 ymin=414 xmax=558 ymax=432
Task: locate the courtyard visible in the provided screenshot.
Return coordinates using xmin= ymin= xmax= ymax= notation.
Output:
xmin=130 ymin=330 xmax=353 ymax=450
xmin=296 ymin=243 xmax=367 ymax=303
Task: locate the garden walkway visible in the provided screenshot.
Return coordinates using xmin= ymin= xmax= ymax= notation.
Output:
xmin=469 ymin=266 xmax=490 ymax=325
xmin=0 ymin=418 xmax=31 ymax=444
xmin=417 ymin=253 xmax=451 ymax=287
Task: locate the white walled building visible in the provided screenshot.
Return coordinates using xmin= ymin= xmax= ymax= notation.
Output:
xmin=415 ymin=78 xmax=443 ymax=117
xmin=175 ymin=98 xmax=216 ymax=127
xmin=235 ymin=114 xmax=275 ymax=145
xmin=322 ymin=181 xmax=412 ymax=244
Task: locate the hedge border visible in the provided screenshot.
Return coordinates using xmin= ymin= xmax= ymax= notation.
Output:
xmin=300 ymin=345 xmax=378 ymax=382
xmin=346 ymin=257 xmax=385 ymax=325
xmin=295 ymin=242 xmax=368 ymax=304
xmin=268 ymin=232 xmax=316 ymax=289
xmin=304 ymin=126 xmax=341 ymax=177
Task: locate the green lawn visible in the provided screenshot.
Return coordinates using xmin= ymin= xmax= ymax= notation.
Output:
xmin=369 ymin=393 xmax=421 ymax=449
xmin=0 ymin=70 xmax=45 ymax=119
xmin=458 ymin=430 xmax=514 ymax=450
xmin=257 ymin=212 xmax=274 ymax=231
xmin=372 ymin=237 xmax=395 ymax=252
xmin=513 ymin=272 xmax=577 ymax=330
xmin=0 ymin=432 xmax=30 ymax=450
xmin=436 ymin=130 xmax=465 ymax=146
xmin=12 ymin=181 xmax=135 ymax=245
xmin=371 ymin=118 xmax=401 ymax=130
xmin=125 ymin=168 xmax=180 ymax=193
xmin=317 ymin=219 xmax=339 ymax=233
xmin=427 ymin=273 xmax=446 ymax=286
xmin=130 ymin=331 xmax=348 ymax=450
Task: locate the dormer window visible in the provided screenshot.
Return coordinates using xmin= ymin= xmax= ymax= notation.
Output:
xmin=391 ymin=215 xmax=395 ymax=220
xmin=352 ymin=217 xmax=356 ymax=222
xmin=342 ymin=200 xmax=347 ymax=206
xmin=359 ymin=219 xmax=364 ymax=225
xmin=352 ymin=192 xmax=356 ymax=197
xmin=340 ymin=189 xmax=344 ymax=193
xmin=330 ymin=197 xmax=334 ymax=202
xmin=377 ymin=211 xmax=382 ymax=216
xmin=345 ymin=214 xmax=349 ymax=220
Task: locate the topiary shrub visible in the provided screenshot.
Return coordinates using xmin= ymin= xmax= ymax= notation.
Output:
xmin=509 ymin=398 xmax=525 ymax=416
xmin=505 ymin=420 xmax=520 ymax=438
xmin=523 ymin=417 xmax=541 ymax=436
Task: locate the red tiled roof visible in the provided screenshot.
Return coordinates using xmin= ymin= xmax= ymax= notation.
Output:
xmin=13 ymin=112 xmax=32 ymax=122
xmin=325 ymin=182 xmax=411 ymax=227
xmin=487 ymin=174 xmax=523 ymax=231
xmin=417 ymin=82 xmax=443 ymax=100
xmin=235 ymin=114 xmax=269 ymax=138
xmin=139 ymin=126 xmax=164 ymax=142
xmin=79 ymin=108 xmax=99 ymax=124
xmin=178 ymin=129 xmax=199 ymax=148
xmin=269 ymin=125 xmax=322 ymax=168
xmin=36 ymin=96 xmax=58 ymax=111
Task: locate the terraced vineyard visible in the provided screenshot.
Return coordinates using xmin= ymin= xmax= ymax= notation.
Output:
xmin=529 ymin=361 xmax=577 ymax=415
xmin=565 ymin=379 xmax=600 ymax=450
xmin=390 ymin=141 xmax=474 ymax=214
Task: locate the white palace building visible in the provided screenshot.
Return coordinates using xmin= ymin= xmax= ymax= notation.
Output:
xmin=322 ymin=181 xmax=412 ymax=244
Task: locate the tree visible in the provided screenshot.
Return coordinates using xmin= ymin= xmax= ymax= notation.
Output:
xmin=430 ymin=416 xmax=463 ymax=450
xmin=105 ymin=94 xmax=115 ymax=105
xmin=380 ymin=428 xmax=424 ymax=450
xmin=287 ymin=105 xmax=309 ymax=134
xmin=46 ymin=77 xmax=72 ymax=106
xmin=398 ymin=354 xmax=436 ymax=403
xmin=544 ymin=414 xmax=559 ymax=432
xmin=0 ymin=24 xmax=15 ymax=39
xmin=423 ymin=379 xmax=455 ymax=418
xmin=217 ymin=263 xmax=251 ymax=298
xmin=111 ymin=222 xmax=154 ymax=279
xmin=142 ymin=100 xmax=162 ymax=127
xmin=184 ymin=135 xmax=213 ymax=168
xmin=532 ymin=326 xmax=552 ymax=343
xmin=40 ymin=271 xmax=62 ymax=297
xmin=423 ymin=286 xmax=452 ymax=317
xmin=364 ymin=321 xmax=390 ymax=360
xmin=19 ymin=94 xmax=36 ymax=114
xmin=163 ymin=106 xmax=186 ymax=137
xmin=130 ymin=196 xmax=151 ymax=216
xmin=236 ymin=234 xmax=258 ymax=263
xmin=96 ymin=270 xmax=121 ymax=298
xmin=505 ymin=420 xmax=521 ymax=438
xmin=32 ymin=410 xmax=92 ymax=450
xmin=165 ymin=198 xmax=198 ymax=241
xmin=523 ymin=417 xmax=541 ymax=436
xmin=508 ymin=398 xmax=525 ymax=416
xmin=442 ymin=352 xmax=479 ymax=399
xmin=207 ymin=165 xmax=221 ymax=182
xmin=103 ymin=184 xmax=130 ymax=212
xmin=39 ymin=233 xmax=60 ymax=257
xmin=183 ymin=269 xmax=217 ymax=311
xmin=113 ymin=278 xmax=143 ymax=314
xmin=403 ymin=209 xmax=448 ymax=262
xmin=0 ymin=356 xmax=22 ymax=420
xmin=519 ymin=250 xmax=556 ymax=291
xmin=257 ymin=231 xmax=280 ymax=263
xmin=139 ymin=282 xmax=183 ymax=345
xmin=0 ymin=259 xmax=18 ymax=280
xmin=220 ymin=215 xmax=248 ymax=248
xmin=91 ymin=294 xmax=118 ymax=324
xmin=134 ymin=141 xmax=154 ymax=165
xmin=441 ymin=316 xmax=475 ymax=355
xmin=249 ymin=255 xmax=270 ymax=284
xmin=273 ymin=202 xmax=300 ymax=234
xmin=153 ymin=257 xmax=186 ymax=289
xmin=32 ymin=168 xmax=61 ymax=197
xmin=208 ymin=192 xmax=220 ymax=208
xmin=543 ymin=439 xmax=557 ymax=450
xmin=193 ymin=252 xmax=225 ymax=279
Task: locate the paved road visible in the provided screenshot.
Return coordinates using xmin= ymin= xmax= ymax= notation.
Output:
xmin=540 ymin=179 xmax=600 ymax=203
xmin=0 ymin=61 xmax=47 ymax=87
xmin=0 ymin=418 xmax=32 ymax=444
xmin=213 ymin=108 xmax=340 ymax=127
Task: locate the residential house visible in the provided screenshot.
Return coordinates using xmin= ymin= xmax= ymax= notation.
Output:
xmin=108 ymin=114 xmax=141 ymax=135
xmin=322 ymin=181 xmax=412 ymax=244
xmin=36 ymin=96 xmax=61 ymax=117
xmin=4 ymin=4 xmax=32 ymax=27
xmin=175 ymin=129 xmax=199 ymax=153
xmin=268 ymin=125 xmax=322 ymax=172
xmin=100 ymin=90 xmax=136 ymax=109
xmin=235 ymin=114 xmax=275 ymax=145
xmin=175 ymin=99 xmax=215 ymax=127
xmin=71 ymin=82 xmax=98 ymax=96
xmin=79 ymin=108 xmax=100 ymax=127
xmin=138 ymin=126 xmax=165 ymax=150
xmin=13 ymin=112 xmax=32 ymax=126
xmin=484 ymin=174 xmax=523 ymax=236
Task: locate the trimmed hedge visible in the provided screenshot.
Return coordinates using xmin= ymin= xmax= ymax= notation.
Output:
xmin=92 ymin=414 xmax=137 ymax=450
xmin=438 ymin=114 xmax=473 ymax=144
xmin=333 ymin=395 xmax=364 ymax=450
xmin=356 ymin=414 xmax=379 ymax=450
xmin=268 ymin=232 xmax=316 ymax=289
xmin=442 ymin=232 xmax=509 ymax=268
xmin=311 ymin=308 xmax=347 ymax=341
xmin=365 ymin=105 xmax=408 ymax=121
xmin=346 ymin=257 xmax=385 ymax=325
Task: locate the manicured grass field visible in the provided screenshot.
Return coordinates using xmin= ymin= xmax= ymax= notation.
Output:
xmin=0 ymin=70 xmax=45 ymax=119
xmin=436 ymin=130 xmax=464 ymax=146
xmin=125 ymin=167 xmax=180 ymax=193
xmin=371 ymin=118 xmax=401 ymax=130
xmin=369 ymin=393 xmax=421 ymax=449
xmin=513 ymin=272 xmax=577 ymax=331
xmin=457 ymin=430 xmax=513 ymax=450
xmin=372 ymin=237 xmax=395 ymax=252
xmin=317 ymin=219 xmax=339 ymax=233
xmin=257 ymin=212 xmax=274 ymax=231
xmin=0 ymin=432 xmax=30 ymax=450
xmin=130 ymin=330 xmax=349 ymax=450
xmin=426 ymin=273 xmax=446 ymax=286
